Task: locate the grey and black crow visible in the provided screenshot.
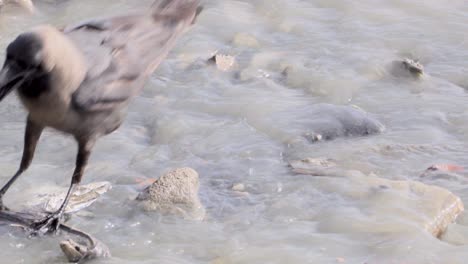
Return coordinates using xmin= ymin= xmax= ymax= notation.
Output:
xmin=0 ymin=0 xmax=201 ymax=234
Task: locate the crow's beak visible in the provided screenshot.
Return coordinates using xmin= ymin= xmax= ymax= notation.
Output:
xmin=0 ymin=65 xmax=30 ymax=102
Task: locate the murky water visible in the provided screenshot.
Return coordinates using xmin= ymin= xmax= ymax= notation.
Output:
xmin=0 ymin=0 xmax=468 ymax=263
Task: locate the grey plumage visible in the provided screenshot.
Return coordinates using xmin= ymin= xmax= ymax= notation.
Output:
xmin=0 ymin=0 xmax=201 ymax=233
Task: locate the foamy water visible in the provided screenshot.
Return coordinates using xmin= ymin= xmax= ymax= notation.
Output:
xmin=0 ymin=0 xmax=467 ymax=263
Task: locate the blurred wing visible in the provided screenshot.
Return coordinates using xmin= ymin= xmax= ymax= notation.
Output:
xmin=68 ymin=0 xmax=200 ymax=112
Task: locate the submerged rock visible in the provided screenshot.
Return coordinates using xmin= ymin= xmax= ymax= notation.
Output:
xmin=0 ymin=0 xmax=34 ymax=12
xmin=289 ymin=158 xmax=339 ymax=176
xmin=315 ymin=174 xmax=463 ymax=238
xmin=136 ymin=168 xmax=206 ymax=220
xmin=302 ymin=104 xmax=385 ymax=142
xmin=232 ymin=32 xmax=260 ymax=48
xmin=440 ymin=223 xmax=468 ymax=245
xmin=287 ymin=156 xmax=462 ymax=238
xmin=260 ymin=103 xmax=384 ymax=145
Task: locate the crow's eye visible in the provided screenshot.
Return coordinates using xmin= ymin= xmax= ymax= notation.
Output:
xmin=34 ymin=63 xmax=43 ymax=71
xmin=15 ymin=60 xmax=28 ymax=69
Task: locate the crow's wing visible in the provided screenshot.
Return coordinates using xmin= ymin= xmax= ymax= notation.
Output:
xmin=68 ymin=0 xmax=201 ymax=112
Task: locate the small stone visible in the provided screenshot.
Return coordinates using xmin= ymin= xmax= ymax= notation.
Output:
xmin=207 ymin=51 xmax=236 ymax=72
xmin=390 ymin=58 xmax=425 ymax=78
xmin=402 ymin=58 xmax=424 ymax=75
xmin=231 ymin=183 xmax=245 ymax=192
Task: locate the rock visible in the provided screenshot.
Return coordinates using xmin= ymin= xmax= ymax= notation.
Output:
xmin=260 ymin=104 xmax=384 ymax=144
xmin=289 ymin=158 xmax=339 ymax=176
xmin=207 ymin=51 xmax=236 ymax=72
xmin=0 ymin=0 xmax=34 ymax=12
xmin=301 ymin=104 xmax=385 ymax=142
xmin=402 ymin=58 xmax=424 ymax=75
xmin=440 ymin=223 xmax=468 ymax=245
xmin=390 ymin=58 xmax=424 ymax=78
xmin=232 ymin=33 xmax=259 ymax=48
xmin=231 ymin=183 xmax=246 ymax=192
xmin=315 ymin=174 xmax=463 ymax=237
xmin=136 ymin=168 xmax=206 ymax=220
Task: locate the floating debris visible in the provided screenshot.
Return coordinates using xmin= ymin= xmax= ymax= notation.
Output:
xmin=27 ymin=181 xmax=112 ymax=214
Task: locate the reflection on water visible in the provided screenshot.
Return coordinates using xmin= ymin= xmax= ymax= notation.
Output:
xmin=0 ymin=0 xmax=468 ymax=263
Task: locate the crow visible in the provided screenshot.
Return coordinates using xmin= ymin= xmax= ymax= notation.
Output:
xmin=0 ymin=0 xmax=202 ymax=234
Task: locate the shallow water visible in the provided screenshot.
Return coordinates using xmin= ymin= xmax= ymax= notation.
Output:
xmin=0 ymin=0 xmax=468 ymax=263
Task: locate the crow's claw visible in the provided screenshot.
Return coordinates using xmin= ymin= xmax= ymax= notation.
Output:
xmin=30 ymin=212 xmax=63 ymax=236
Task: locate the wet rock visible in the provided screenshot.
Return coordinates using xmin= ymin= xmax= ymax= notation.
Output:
xmin=231 ymin=183 xmax=249 ymax=197
xmin=231 ymin=183 xmax=246 ymax=192
xmin=136 ymin=168 xmax=206 ymax=220
xmin=440 ymin=223 xmax=468 ymax=245
xmin=261 ymin=104 xmax=384 ymax=144
xmin=316 ymin=174 xmax=464 ymax=237
xmin=207 ymin=51 xmax=236 ymax=72
xmin=390 ymin=58 xmax=424 ymax=78
xmin=60 ymin=236 xmax=111 ymax=263
xmin=0 ymin=0 xmax=34 ymax=12
xmin=232 ymin=32 xmax=259 ymax=48
xmin=402 ymin=58 xmax=424 ymax=75
xmin=302 ymin=104 xmax=385 ymax=142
